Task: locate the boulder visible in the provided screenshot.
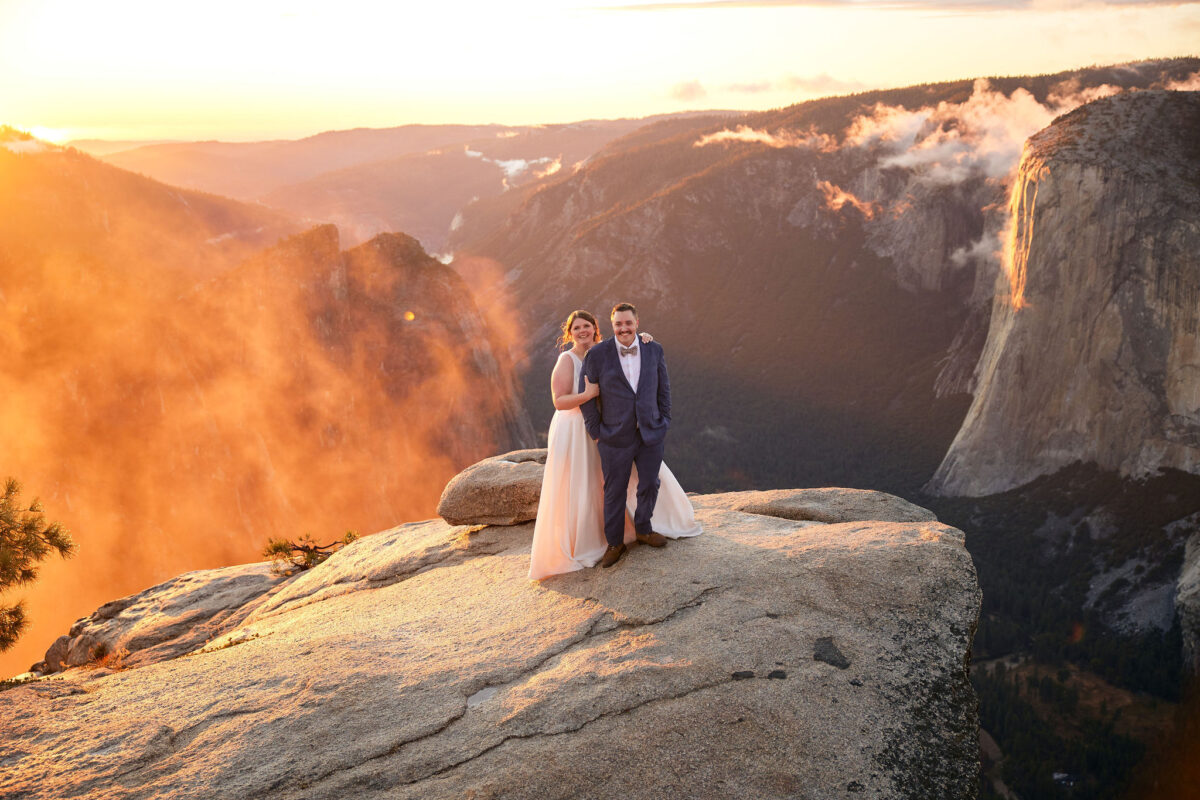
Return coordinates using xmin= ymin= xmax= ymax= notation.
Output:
xmin=0 ymin=487 xmax=980 ymax=799
xmin=63 ymin=634 xmax=102 ymax=668
xmin=437 ymin=448 xmax=547 ymax=526
xmin=41 ymin=635 xmax=71 ymax=673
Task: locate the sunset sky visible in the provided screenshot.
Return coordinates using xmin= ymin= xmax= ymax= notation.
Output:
xmin=3 ymin=0 xmax=1199 ymax=142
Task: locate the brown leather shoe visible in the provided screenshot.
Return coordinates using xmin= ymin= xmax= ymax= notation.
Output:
xmin=599 ymin=544 xmax=626 ymax=568
xmin=635 ymin=531 xmax=667 ymax=547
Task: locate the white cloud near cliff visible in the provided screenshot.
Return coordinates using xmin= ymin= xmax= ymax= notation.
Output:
xmin=693 ymin=124 xmax=835 ymax=150
xmin=694 ymin=72 xmax=1200 ymax=187
xmin=950 ymin=232 xmax=998 ymax=267
xmin=817 ymin=180 xmax=877 ymax=218
xmin=1165 ymin=70 xmax=1200 ymax=90
xmin=463 ymin=146 xmax=558 ymax=188
xmin=843 ymin=105 xmax=930 ymax=152
xmin=534 ymin=157 xmax=563 ymax=178
xmin=844 ymin=77 xmax=1135 ymax=186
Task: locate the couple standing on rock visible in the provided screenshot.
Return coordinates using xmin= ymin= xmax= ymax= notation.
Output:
xmin=528 ymin=303 xmax=701 ymax=580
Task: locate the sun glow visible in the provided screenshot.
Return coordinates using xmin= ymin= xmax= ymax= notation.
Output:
xmin=2 ymin=0 xmax=1197 ymax=141
xmin=28 ymin=126 xmax=70 ymax=144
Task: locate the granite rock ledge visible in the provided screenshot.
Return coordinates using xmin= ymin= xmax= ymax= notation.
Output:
xmin=2 ymin=486 xmax=980 ymax=800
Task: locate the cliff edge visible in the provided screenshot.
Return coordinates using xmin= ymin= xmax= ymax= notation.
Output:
xmin=930 ymin=90 xmax=1200 ymax=496
xmin=1 ymin=471 xmax=980 ymax=799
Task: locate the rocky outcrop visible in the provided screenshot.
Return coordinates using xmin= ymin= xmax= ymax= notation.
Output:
xmin=929 ymin=91 xmax=1200 ymax=496
xmin=437 ymin=449 xmax=547 ymax=526
xmin=1 ymin=488 xmax=980 ymax=799
xmin=0 ymin=217 xmax=539 ymax=682
xmin=34 ymin=564 xmax=289 ymax=674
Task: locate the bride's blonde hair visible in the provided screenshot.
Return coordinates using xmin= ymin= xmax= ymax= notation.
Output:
xmin=557 ymin=309 xmax=602 ymax=350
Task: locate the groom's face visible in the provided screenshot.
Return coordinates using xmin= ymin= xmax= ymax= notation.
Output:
xmin=611 ymin=310 xmax=638 ymax=346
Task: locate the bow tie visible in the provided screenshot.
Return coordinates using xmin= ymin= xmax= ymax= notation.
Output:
xmin=620 ymin=346 xmax=638 ymax=356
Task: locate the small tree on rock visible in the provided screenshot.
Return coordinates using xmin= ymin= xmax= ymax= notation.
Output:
xmin=1 ymin=478 xmax=74 ymax=652
xmin=263 ymin=531 xmax=358 ymax=575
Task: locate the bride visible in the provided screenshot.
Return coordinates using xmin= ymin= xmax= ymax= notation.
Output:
xmin=529 ymin=309 xmax=701 ymax=580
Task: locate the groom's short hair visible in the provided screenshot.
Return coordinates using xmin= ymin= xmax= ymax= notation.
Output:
xmin=611 ymin=302 xmax=638 ymax=318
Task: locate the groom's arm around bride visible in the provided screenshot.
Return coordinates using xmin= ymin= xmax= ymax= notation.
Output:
xmin=578 ymin=335 xmax=671 ymax=446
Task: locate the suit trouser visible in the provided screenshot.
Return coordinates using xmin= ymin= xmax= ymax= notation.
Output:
xmin=596 ymin=434 xmax=664 ymax=547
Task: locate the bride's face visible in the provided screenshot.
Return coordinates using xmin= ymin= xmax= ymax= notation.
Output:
xmin=570 ymin=317 xmax=596 ymax=347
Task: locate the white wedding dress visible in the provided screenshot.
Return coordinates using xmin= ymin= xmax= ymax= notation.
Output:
xmin=529 ymin=350 xmax=701 ymax=580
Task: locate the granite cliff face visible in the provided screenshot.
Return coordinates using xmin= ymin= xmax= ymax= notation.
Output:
xmin=929 ymin=91 xmax=1200 ymax=497
xmin=2 ymin=480 xmax=981 ymax=800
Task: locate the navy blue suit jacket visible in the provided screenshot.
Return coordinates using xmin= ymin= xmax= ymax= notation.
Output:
xmin=579 ymin=337 xmax=671 ymax=447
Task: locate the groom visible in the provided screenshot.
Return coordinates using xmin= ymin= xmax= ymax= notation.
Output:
xmin=580 ymin=302 xmax=670 ymax=568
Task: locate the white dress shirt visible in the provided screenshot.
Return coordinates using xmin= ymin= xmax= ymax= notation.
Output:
xmin=618 ymin=337 xmax=641 ymax=393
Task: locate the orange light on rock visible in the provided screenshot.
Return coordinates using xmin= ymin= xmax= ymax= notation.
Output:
xmin=404 ymin=311 xmax=416 ymax=321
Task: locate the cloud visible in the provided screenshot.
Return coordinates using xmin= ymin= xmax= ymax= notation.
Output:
xmin=698 ymin=70 xmax=1199 ymax=183
xmin=780 ymin=73 xmax=867 ymax=93
xmin=693 ymin=124 xmax=836 ymax=149
xmin=844 ymin=104 xmax=931 ymax=152
xmin=720 ymin=73 xmax=866 ymax=96
xmin=817 ymin=180 xmax=877 ymax=218
xmin=534 ymin=156 xmax=563 ymax=178
xmin=669 ymin=80 xmax=708 ymax=102
xmin=842 ymin=77 xmax=1136 ymax=185
xmin=464 ymin=146 xmax=560 ymax=188
xmin=950 ymin=232 xmax=999 ymax=266
xmin=723 ymin=80 xmax=773 ymax=94
xmin=833 ymin=73 xmax=1197 ymax=306
xmin=1165 ymin=70 xmax=1200 ymax=91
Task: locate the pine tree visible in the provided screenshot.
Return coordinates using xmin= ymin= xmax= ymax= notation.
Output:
xmin=262 ymin=531 xmax=358 ymax=575
xmin=0 ymin=478 xmax=74 ymax=651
